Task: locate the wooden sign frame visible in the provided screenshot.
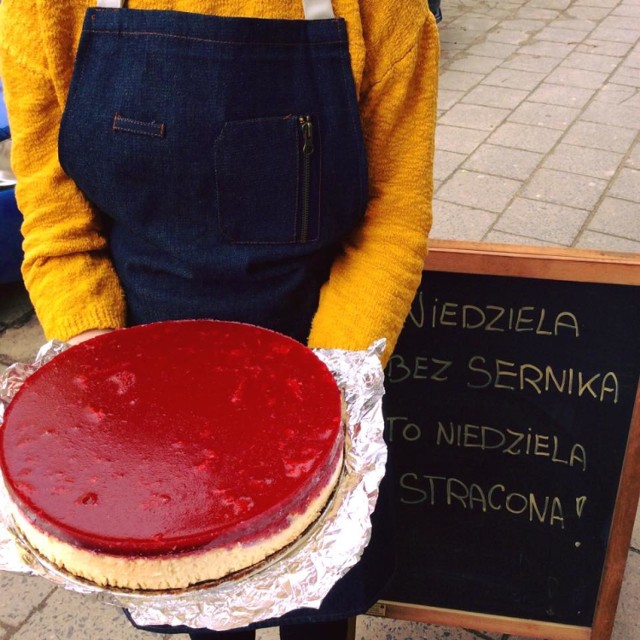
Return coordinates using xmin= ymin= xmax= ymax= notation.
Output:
xmin=375 ymin=239 xmax=640 ymax=640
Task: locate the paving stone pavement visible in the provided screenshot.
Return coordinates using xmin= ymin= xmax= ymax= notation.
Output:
xmin=1 ymin=0 xmax=639 ymax=637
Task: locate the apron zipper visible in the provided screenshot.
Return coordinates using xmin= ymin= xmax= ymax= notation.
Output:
xmin=299 ymin=115 xmax=314 ymax=243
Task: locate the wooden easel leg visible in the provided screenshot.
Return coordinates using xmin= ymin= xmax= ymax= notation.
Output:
xmin=346 ymin=616 xmax=357 ymax=640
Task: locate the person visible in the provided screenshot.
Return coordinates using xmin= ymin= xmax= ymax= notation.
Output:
xmin=0 ymin=0 xmax=439 ymax=638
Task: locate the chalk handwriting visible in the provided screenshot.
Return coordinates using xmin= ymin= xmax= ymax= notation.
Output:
xmin=398 ymin=473 xmax=588 ymax=529
xmin=408 ymin=293 xmax=580 ymax=337
xmin=467 ymin=356 xmax=619 ymax=403
xmin=386 ymin=354 xmax=452 ymax=384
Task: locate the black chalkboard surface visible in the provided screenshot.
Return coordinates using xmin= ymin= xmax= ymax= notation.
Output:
xmin=378 ymin=241 xmax=640 ymax=640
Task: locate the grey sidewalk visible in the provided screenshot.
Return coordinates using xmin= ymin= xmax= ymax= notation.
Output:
xmin=1 ymin=0 xmax=639 ymax=637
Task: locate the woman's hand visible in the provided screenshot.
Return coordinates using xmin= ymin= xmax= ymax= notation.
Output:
xmin=67 ymin=329 xmax=114 ymax=345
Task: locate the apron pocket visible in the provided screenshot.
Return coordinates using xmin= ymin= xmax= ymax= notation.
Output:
xmin=215 ymin=115 xmax=320 ymax=245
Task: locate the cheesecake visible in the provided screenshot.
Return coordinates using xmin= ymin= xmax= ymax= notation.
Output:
xmin=0 ymin=320 xmax=344 ymax=590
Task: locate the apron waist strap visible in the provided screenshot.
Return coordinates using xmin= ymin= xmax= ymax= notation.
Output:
xmin=96 ymin=0 xmax=335 ymax=19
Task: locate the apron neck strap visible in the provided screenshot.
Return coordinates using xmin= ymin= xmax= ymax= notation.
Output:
xmin=96 ymin=1 xmax=335 ymax=19
xmin=301 ymin=0 xmax=335 ymax=19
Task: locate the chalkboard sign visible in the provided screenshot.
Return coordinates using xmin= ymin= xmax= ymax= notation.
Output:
xmin=378 ymin=241 xmax=640 ymax=640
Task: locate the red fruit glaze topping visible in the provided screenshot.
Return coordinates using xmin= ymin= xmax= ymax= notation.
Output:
xmin=0 ymin=321 xmax=343 ymax=555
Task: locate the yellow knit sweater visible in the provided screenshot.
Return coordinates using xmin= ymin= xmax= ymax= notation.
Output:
xmin=0 ymin=0 xmax=438 ymax=363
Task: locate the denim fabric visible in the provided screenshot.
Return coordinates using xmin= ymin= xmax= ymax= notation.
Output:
xmin=59 ymin=8 xmax=368 ymax=343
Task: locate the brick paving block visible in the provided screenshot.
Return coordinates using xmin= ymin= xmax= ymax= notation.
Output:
xmin=0 ymin=315 xmax=46 ymax=371
xmin=484 ymin=229 xmax=559 ymax=245
xmin=436 ymin=170 xmax=522 ymax=213
xmin=518 ymin=40 xmax=579 ymax=58
xmin=583 ymin=101 xmax=640 ymax=129
xmin=497 ymin=18 xmax=546 ymax=31
xmin=439 ymin=70 xmax=486 ymax=92
xmin=590 ymin=26 xmax=640 ymax=43
xmin=550 ymin=16 xmax=600 ymax=31
xmin=601 ymin=14 xmax=640 ymax=29
xmin=533 ymin=26 xmax=590 ymax=44
xmin=467 ymin=41 xmax=519 ymax=59
xmin=439 ymin=27 xmax=483 ymax=46
xmin=487 ymin=121 xmax=564 ymax=153
xmin=575 ymin=0 xmax=622 ymax=8
xmin=438 ymin=41 xmax=474 ymax=55
xmin=357 ymin=615 xmax=504 ymax=640
xmin=438 ymin=88 xmax=465 ymax=111
xmin=528 ymin=82 xmax=595 ymax=108
xmin=608 ymin=168 xmax=640 ymax=202
xmin=523 ymin=168 xmax=608 ymax=210
xmin=450 ymin=15 xmax=501 ymax=31
xmin=495 ymin=197 xmax=590 ymax=244
xmin=614 ymin=90 xmax=640 ymax=109
xmin=529 ymin=0 xmax=572 ymax=10
xmin=563 ymin=51 xmax=622 ymax=73
xmin=485 ymin=7 xmax=521 ymax=21
xmin=614 ymin=5 xmax=640 ymax=18
xmin=482 ymin=67 xmax=546 ymax=90
xmin=438 ymin=104 xmax=511 ymax=133
xmin=626 ymin=48 xmax=640 ymax=69
xmin=434 ymin=149 xmax=467 ymax=181
xmin=575 ymin=38 xmax=635 ymax=57
xmin=576 ymin=230 xmax=640 ymax=251
xmin=501 ymin=53 xmax=563 ymax=73
xmin=610 ymin=552 xmax=640 ymax=640
xmin=632 ymin=507 xmax=640 ymax=549
xmin=449 ymin=56 xmax=503 ymax=74
xmin=589 ymin=197 xmax=640 ymax=241
xmin=592 ymin=82 xmax=638 ymax=105
xmin=487 ymin=29 xmax=531 ymax=45
xmin=610 ymin=65 xmax=640 ymax=87
xmin=462 ymin=85 xmax=529 ymax=109
xmin=435 ymin=125 xmax=490 ymax=155
xmin=10 ymin=587 xmax=166 ymax=640
xmin=0 ymin=573 xmax=55 ymax=628
xmin=545 ymin=65 xmax=610 ymax=89
xmin=508 ymin=101 xmax=581 ymax=129
xmin=517 ymin=7 xmax=561 ymax=20
xmin=430 ymin=201 xmax=498 ymax=240
xmin=625 ymin=142 xmax=640 ymax=170
xmin=567 ymin=5 xmax=612 ymax=19
xmin=543 ymin=143 xmax=624 ymax=179
xmin=440 ymin=40 xmax=468 ymax=55
xmin=463 ymin=143 xmax=543 ymax=180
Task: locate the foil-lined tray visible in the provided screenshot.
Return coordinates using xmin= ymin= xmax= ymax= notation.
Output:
xmin=0 ymin=337 xmax=387 ymax=631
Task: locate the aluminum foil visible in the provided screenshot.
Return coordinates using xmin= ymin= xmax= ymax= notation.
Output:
xmin=0 ymin=337 xmax=387 ymax=630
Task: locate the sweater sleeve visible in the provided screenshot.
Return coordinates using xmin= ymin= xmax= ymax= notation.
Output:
xmin=0 ymin=3 xmax=126 ymax=341
xmin=307 ymin=11 xmax=439 ymax=365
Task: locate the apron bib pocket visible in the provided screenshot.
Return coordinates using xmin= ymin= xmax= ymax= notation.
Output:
xmin=215 ymin=114 xmax=320 ymax=245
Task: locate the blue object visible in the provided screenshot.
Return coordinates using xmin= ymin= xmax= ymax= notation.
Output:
xmin=0 ymin=77 xmax=23 ymax=284
xmin=0 ymin=79 xmax=8 ymax=129
xmin=0 ymin=187 xmax=23 ymax=284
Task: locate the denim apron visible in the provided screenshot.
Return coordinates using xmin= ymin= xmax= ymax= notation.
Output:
xmin=58 ymin=1 xmax=394 ymax=632
xmin=59 ymin=4 xmax=369 ymax=343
